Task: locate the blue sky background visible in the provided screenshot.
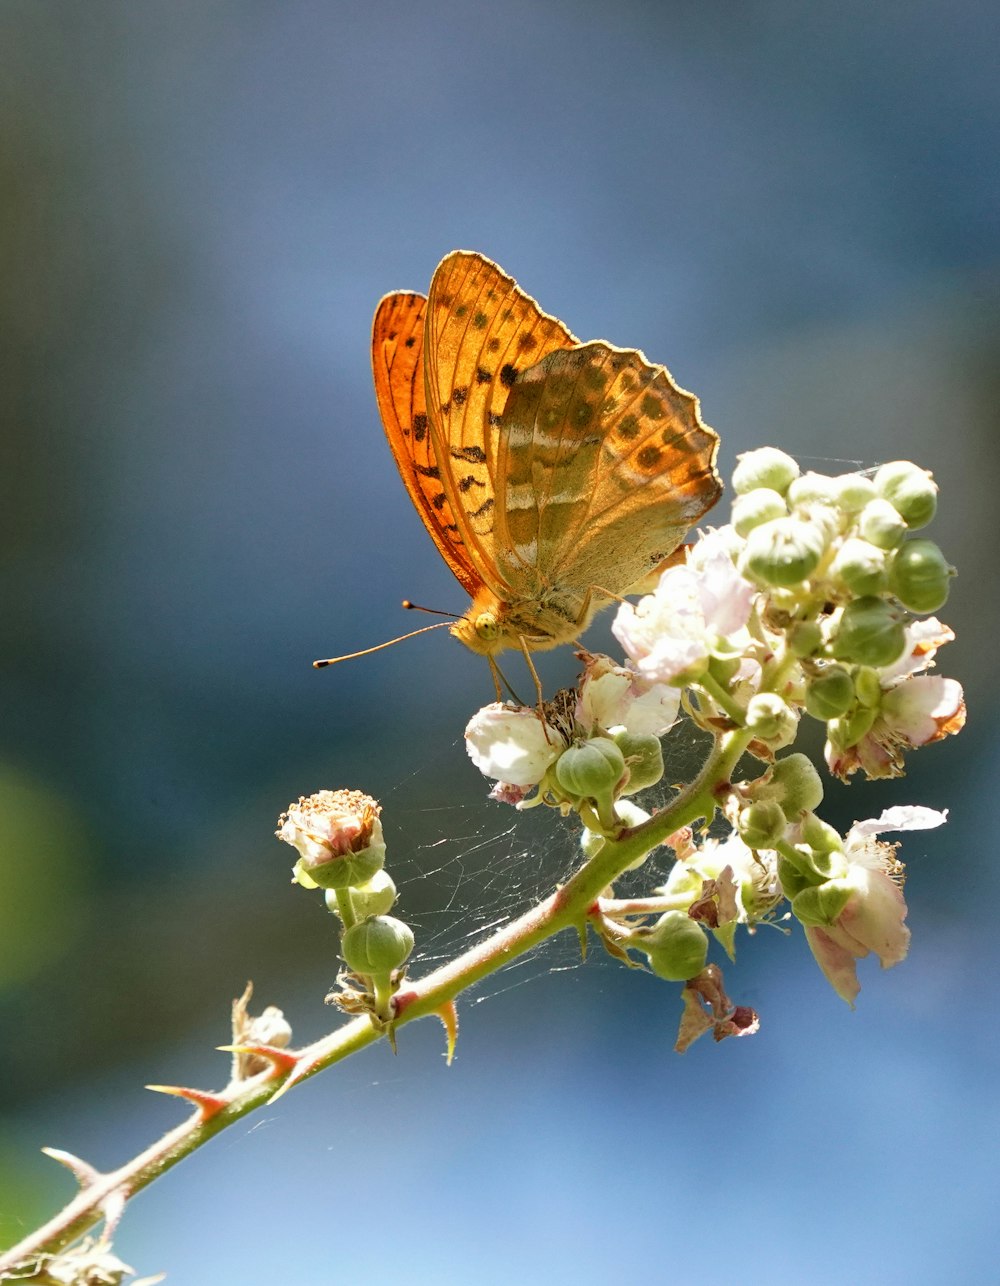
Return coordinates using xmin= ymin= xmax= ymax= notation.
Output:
xmin=1 ymin=2 xmax=997 ymax=1282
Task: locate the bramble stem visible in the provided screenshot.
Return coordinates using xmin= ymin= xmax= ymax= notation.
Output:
xmin=0 ymin=727 xmax=752 ymax=1275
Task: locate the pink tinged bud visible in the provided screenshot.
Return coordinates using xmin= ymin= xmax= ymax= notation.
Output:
xmin=465 ymin=703 xmax=566 ymax=787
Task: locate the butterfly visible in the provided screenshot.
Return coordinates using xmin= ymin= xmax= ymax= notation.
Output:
xmin=370 ymin=250 xmax=722 ymax=667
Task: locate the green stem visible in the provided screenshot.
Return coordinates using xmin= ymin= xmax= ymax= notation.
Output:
xmin=334 ymin=886 xmax=358 ymax=929
xmin=697 ymin=672 xmax=745 ymax=724
xmin=0 ymin=726 xmax=754 ymax=1274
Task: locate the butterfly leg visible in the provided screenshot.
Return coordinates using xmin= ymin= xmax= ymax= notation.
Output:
xmin=515 ymin=634 xmax=556 ymax=741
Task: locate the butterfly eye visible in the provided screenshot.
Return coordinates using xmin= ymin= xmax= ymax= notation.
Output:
xmin=474 ymin=612 xmax=500 ymax=642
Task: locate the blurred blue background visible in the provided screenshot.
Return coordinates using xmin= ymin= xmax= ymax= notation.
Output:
xmin=1 ymin=2 xmax=996 ymax=1282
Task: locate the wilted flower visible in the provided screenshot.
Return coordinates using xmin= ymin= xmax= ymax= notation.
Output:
xmin=826 ymin=618 xmax=965 ymax=779
xmin=576 ymin=653 xmax=680 ymax=737
xmin=276 ymin=788 xmax=385 ymax=890
xmin=800 ymin=805 xmax=946 ymax=1005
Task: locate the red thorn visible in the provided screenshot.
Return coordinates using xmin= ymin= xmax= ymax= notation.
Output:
xmin=217 ymin=1042 xmax=299 ymax=1076
xmin=41 ymin=1147 xmax=101 ymax=1188
xmin=266 ymin=1050 xmax=320 ymax=1103
xmin=145 ymin=1084 xmax=230 ymax=1121
xmin=433 ymin=1001 xmax=459 ymax=1066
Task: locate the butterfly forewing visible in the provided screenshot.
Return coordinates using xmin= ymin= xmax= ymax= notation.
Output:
xmin=372 ymin=290 xmax=481 ymax=595
xmin=494 ymin=342 xmax=721 ymax=601
xmin=422 ymin=251 xmax=579 ymax=592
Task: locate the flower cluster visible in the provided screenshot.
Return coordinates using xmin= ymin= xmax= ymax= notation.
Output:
xmin=463 ymin=452 xmax=963 ymax=1021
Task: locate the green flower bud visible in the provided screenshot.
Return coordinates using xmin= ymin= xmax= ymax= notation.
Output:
xmin=858 ymin=498 xmax=907 ymax=550
xmin=853 ymin=666 xmax=883 ymax=708
xmin=804 ymin=666 xmax=855 ymax=720
xmin=792 ymin=815 xmax=845 ymax=879
xmin=831 ymin=597 xmax=906 ymax=667
xmin=788 ymin=620 xmax=823 ymax=658
xmin=738 ymin=800 xmax=787 ymax=849
xmin=798 ymin=812 xmax=843 ymax=855
xmin=831 ymin=473 xmax=877 ymax=513
xmin=874 ymin=460 xmax=938 ymax=529
xmin=778 ymin=855 xmax=817 ymax=898
xmin=555 ymin=737 xmax=626 ymax=829
xmin=637 ymin=911 xmax=709 ymax=981
xmin=613 ymin=731 xmax=665 ymax=796
xmin=768 ymin=752 xmax=824 ymax=816
xmin=732 ymin=488 xmax=788 ymax=536
xmin=791 ymin=879 xmax=853 ymax=927
xmin=707 ymin=652 xmax=742 ymax=686
xmin=341 ymin=915 xmax=414 ymax=976
xmin=826 ymin=705 xmax=877 ymax=752
xmin=556 ymin=738 xmax=626 ymax=797
xmin=739 ymin=517 xmax=827 ymax=588
xmin=887 ymin=539 xmax=952 ymax=613
xmin=746 ymin=693 xmax=798 ymax=747
xmin=830 ymin=537 xmax=888 ymax=597
xmin=336 ymin=869 xmax=397 ymax=919
xmin=786 ymin=472 xmax=840 ymax=509
xmin=732 ymin=447 xmax=800 ymax=495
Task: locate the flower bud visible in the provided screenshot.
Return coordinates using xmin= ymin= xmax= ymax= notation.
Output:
xmin=555 ymin=737 xmax=626 ymax=828
xmin=826 ymin=705 xmax=877 ymax=752
xmin=788 ymin=620 xmax=823 ymax=658
xmin=335 ymin=869 xmax=397 ymax=919
xmin=858 ymin=498 xmax=907 ymax=550
xmin=739 ymin=517 xmax=826 ymax=588
xmin=804 ymin=666 xmax=855 ymax=720
xmin=874 ymin=460 xmax=938 ymax=529
xmin=768 ymin=752 xmax=824 ymax=816
xmin=732 ymin=488 xmax=787 ymax=536
xmin=612 ymin=731 xmax=665 ymax=796
xmin=738 ymin=800 xmax=787 ymax=849
xmin=746 ymin=693 xmax=797 ymax=747
xmin=830 ymin=537 xmax=888 ymax=597
xmin=786 ymin=472 xmax=840 ymax=509
xmin=732 ymin=447 xmax=799 ymax=495
xmin=277 ymin=790 xmax=386 ymax=891
xmin=798 ymin=812 xmax=843 ymax=855
xmin=887 ymin=539 xmax=952 ymax=613
xmin=853 ymin=665 xmax=883 ymax=708
xmin=831 ymin=473 xmax=877 ymax=513
xmin=637 ymin=911 xmax=709 ymax=981
xmin=831 ymin=597 xmax=906 ymax=668
xmin=778 ymin=856 xmax=816 ymax=899
xmin=791 ymin=879 xmax=853 ymax=927
xmin=340 ymin=915 xmax=414 ymax=976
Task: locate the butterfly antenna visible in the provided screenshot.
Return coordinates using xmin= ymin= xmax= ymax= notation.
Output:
xmin=401 ymin=599 xmax=461 ymax=619
xmin=313 ymin=620 xmax=452 ymax=668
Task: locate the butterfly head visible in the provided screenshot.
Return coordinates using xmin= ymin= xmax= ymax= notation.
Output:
xmin=449 ymin=591 xmax=507 ymax=656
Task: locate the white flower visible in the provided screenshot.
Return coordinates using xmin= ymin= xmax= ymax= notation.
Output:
xmin=576 ymin=654 xmax=680 ymax=737
xmin=612 ymin=533 xmax=756 ymax=685
xmin=465 ymin=703 xmax=566 ymax=787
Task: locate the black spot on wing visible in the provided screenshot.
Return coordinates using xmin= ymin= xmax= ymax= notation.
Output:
xmin=451 ymin=445 xmax=488 ymax=463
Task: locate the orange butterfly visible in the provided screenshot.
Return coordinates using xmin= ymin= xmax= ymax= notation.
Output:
xmin=369 ymin=251 xmax=721 ymax=665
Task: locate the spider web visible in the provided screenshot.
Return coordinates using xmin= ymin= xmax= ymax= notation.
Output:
xmin=375 ymin=710 xmax=717 ymax=1006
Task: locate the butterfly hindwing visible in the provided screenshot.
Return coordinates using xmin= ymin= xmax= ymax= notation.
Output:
xmin=493 ymin=342 xmax=721 ymax=602
xmin=372 ymin=290 xmax=481 ymax=595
